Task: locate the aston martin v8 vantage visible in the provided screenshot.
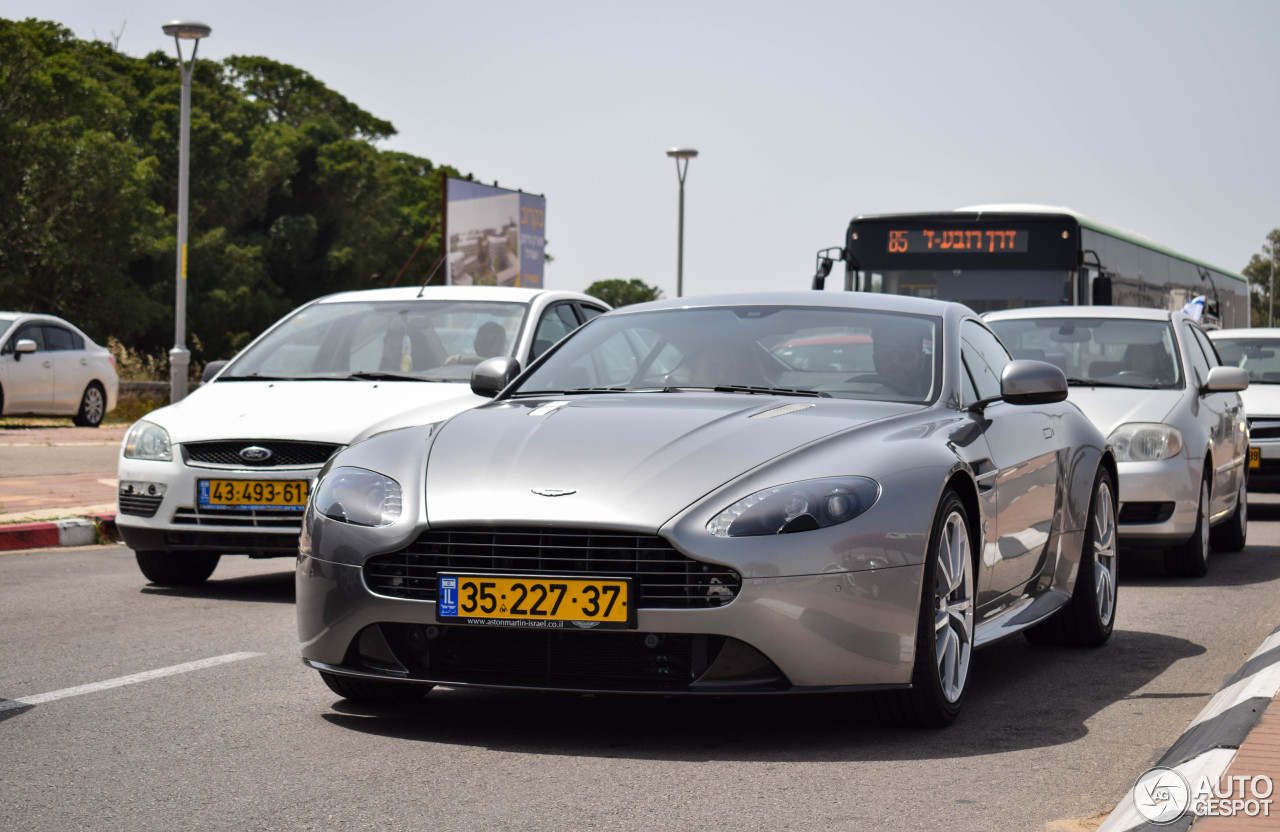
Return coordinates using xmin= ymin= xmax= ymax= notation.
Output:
xmin=297 ymin=292 xmax=1117 ymax=727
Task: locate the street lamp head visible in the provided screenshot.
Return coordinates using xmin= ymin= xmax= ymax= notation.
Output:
xmin=666 ymin=147 xmax=699 ymax=160
xmin=162 ymin=20 xmax=212 ymax=39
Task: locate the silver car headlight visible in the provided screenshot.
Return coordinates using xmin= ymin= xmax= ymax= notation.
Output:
xmin=707 ymin=476 xmax=880 ymax=537
xmin=123 ymin=420 xmax=172 ymax=461
xmin=1108 ymin=423 xmax=1183 ymax=462
xmin=312 ymin=466 xmax=402 ymax=527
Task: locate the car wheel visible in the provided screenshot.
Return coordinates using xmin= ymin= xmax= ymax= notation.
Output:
xmin=135 ymin=550 xmax=220 ymax=585
xmin=319 ymin=671 xmax=431 ymax=703
xmin=1165 ymin=476 xmax=1211 ymax=578
xmin=876 ymin=488 xmax=974 ymax=728
xmin=72 ymin=382 xmax=106 ymax=427
xmin=1209 ymin=480 xmax=1247 ymax=553
xmin=1025 ymin=469 xmax=1117 ymax=647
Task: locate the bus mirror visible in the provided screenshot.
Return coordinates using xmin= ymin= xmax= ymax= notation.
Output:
xmin=1092 ymin=275 xmax=1113 ymax=306
xmin=812 ymin=247 xmax=845 ymax=291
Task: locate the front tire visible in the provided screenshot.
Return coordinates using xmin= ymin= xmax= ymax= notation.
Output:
xmin=135 ymin=550 xmax=221 ymax=585
xmin=72 ymin=382 xmax=106 ymax=427
xmin=1025 ymin=468 xmax=1117 ymax=646
xmin=876 ymin=488 xmax=975 ymax=728
xmin=319 ymin=671 xmax=431 ymax=703
xmin=1165 ymin=476 xmax=1210 ymax=577
xmin=1209 ymin=480 xmax=1247 ymax=553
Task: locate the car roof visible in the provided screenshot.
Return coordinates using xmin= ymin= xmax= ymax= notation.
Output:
xmin=1211 ymin=328 xmax=1279 ymax=339
xmin=310 ymin=286 xmax=602 ymax=306
xmin=607 ymin=290 xmax=969 ymax=318
xmin=984 ymin=305 xmax=1177 ymax=323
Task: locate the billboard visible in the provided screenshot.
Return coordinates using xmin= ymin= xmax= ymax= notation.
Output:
xmin=445 ymin=178 xmax=546 ymax=288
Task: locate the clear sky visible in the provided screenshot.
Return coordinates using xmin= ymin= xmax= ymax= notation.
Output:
xmin=10 ymin=0 xmax=1280 ymax=299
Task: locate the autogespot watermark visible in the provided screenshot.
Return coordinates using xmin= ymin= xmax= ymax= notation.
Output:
xmin=1132 ymin=766 xmax=1274 ymax=824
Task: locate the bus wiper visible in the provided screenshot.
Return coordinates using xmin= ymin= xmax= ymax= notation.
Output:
xmin=711 ymin=385 xmax=831 ymax=398
xmin=345 ymin=371 xmax=443 ymax=382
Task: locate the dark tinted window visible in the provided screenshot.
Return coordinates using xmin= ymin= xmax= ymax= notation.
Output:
xmin=44 ymin=326 xmax=78 ymax=351
xmin=12 ymin=324 xmax=46 ymax=351
xmin=960 ymin=320 xmax=1010 ymax=400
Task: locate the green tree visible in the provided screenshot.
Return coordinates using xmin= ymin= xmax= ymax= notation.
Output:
xmin=1243 ymin=230 xmax=1280 ymax=327
xmin=584 ymin=278 xmax=663 ymax=308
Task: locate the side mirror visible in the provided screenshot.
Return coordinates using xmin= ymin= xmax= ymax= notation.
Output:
xmin=13 ymin=338 xmax=37 ymax=361
xmin=1001 ymin=359 xmax=1068 ymax=406
xmin=1204 ymin=366 xmax=1248 ymax=393
xmin=1091 ymin=275 xmax=1113 ymax=306
xmin=471 ymin=356 xmax=521 ymax=398
xmin=202 ymin=360 xmax=229 ymax=383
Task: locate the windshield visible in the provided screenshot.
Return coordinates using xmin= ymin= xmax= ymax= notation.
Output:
xmin=987 ymin=317 xmax=1182 ymax=389
xmin=1212 ymin=338 xmax=1280 ymax=384
xmin=514 ymin=305 xmax=941 ymax=404
xmin=858 ymin=269 xmax=1072 ymax=314
xmin=222 ymin=299 xmax=529 ymax=382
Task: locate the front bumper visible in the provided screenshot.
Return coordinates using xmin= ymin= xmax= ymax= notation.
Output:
xmin=1114 ymin=456 xmax=1200 ymax=544
xmin=116 ymin=455 xmax=324 ymax=556
xmin=297 ymin=553 xmax=924 ymax=693
xmin=1247 ymin=434 xmax=1280 ymax=492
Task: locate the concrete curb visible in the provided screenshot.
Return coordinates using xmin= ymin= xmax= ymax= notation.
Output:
xmin=1097 ymin=623 xmax=1280 ymax=831
xmin=0 ymin=513 xmax=119 ymax=552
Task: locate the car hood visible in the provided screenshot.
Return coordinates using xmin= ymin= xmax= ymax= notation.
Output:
xmin=424 ymin=393 xmax=920 ymax=530
xmin=143 ymin=379 xmax=481 ymax=444
xmin=1064 ymin=386 xmax=1183 ymax=437
xmin=1241 ymin=384 xmax=1280 ymax=420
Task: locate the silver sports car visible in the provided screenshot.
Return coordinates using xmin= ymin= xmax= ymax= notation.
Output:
xmin=297 ymin=292 xmax=1117 ymax=727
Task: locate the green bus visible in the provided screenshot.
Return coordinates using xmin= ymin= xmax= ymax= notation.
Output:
xmin=813 ymin=205 xmax=1249 ymax=327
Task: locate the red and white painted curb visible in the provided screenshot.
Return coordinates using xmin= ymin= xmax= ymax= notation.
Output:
xmin=0 ymin=514 xmax=119 ymax=552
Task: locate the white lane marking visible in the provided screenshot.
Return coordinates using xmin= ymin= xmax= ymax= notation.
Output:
xmin=0 ymin=652 xmax=263 ymax=712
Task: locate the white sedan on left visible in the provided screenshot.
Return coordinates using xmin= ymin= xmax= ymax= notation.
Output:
xmin=0 ymin=312 xmax=118 ymax=427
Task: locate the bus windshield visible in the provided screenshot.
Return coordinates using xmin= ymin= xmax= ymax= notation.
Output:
xmin=857 ymin=268 xmax=1072 ymax=313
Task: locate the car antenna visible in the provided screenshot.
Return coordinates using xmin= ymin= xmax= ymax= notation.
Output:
xmin=417 ymin=253 xmax=448 ymax=298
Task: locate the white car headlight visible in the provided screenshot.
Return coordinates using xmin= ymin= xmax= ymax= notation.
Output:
xmin=312 ymin=467 xmax=403 ymax=527
xmin=123 ymin=420 xmax=172 ymax=461
xmin=1108 ymin=423 xmax=1183 ymax=462
xmin=707 ymin=476 xmax=880 ymax=538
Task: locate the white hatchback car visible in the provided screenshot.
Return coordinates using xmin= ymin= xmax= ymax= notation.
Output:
xmin=0 ymin=312 xmax=118 ymax=426
xmin=1209 ymin=328 xmax=1280 ymax=492
xmin=116 ymin=285 xmax=608 ymax=585
xmin=987 ymin=306 xmax=1249 ymax=577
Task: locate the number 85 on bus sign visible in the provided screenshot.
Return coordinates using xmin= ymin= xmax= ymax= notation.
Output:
xmin=437 ymin=573 xmax=634 ymax=629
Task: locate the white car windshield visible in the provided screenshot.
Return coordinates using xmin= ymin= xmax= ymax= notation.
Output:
xmin=513 ymin=305 xmax=941 ymax=403
xmin=988 ymin=317 xmax=1183 ymax=389
xmin=220 ymin=300 xmax=528 ymax=382
xmin=1213 ymin=337 xmax=1280 ymax=384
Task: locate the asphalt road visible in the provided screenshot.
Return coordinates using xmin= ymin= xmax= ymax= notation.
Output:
xmin=3 ymin=503 xmax=1280 ymax=832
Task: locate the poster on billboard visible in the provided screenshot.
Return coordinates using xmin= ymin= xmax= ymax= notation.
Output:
xmin=445 ymin=178 xmax=546 ymax=288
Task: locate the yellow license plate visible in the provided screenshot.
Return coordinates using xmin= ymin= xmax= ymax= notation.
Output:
xmin=436 ymin=574 xmax=633 ymax=629
xmin=1250 ymin=447 xmax=1261 ymax=469
xmin=198 ymin=479 xmax=309 ymax=510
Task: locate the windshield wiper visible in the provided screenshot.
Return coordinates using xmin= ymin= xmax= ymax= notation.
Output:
xmin=1065 ymin=377 xmax=1154 ymax=389
xmin=509 ymin=387 xmax=634 ymax=397
xmin=217 ymin=373 xmax=310 ymax=381
xmin=345 ymin=371 xmax=444 ymax=382
xmin=710 ymin=385 xmax=830 ymax=398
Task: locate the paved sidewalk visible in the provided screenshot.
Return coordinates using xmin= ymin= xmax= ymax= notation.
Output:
xmin=0 ymin=424 xmax=124 ymax=550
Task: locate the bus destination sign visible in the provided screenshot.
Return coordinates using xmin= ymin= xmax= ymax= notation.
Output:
xmin=887 ymin=228 xmax=1029 ymax=254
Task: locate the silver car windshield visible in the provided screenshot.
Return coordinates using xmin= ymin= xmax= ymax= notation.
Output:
xmin=514 ymin=305 xmax=941 ymax=403
xmin=220 ymin=300 xmax=528 ymax=382
xmin=988 ymin=317 xmax=1182 ymax=389
xmin=1212 ymin=338 xmax=1280 ymax=384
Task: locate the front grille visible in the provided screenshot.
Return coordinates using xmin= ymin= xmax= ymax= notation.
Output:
xmin=172 ymin=506 xmax=303 ymax=530
xmin=183 ymin=440 xmax=340 ymax=468
xmin=1119 ymin=501 xmax=1175 ymax=524
xmin=162 ymin=530 xmax=298 ymax=554
xmin=118 ymin=493 xmax=163 ymax=518
xmin=1248 ymin=419 xmax=1280 ymax=440
xmin=364 ymin=526 xmax=741 ymax=610
xmin=380 ymin=623 xmax=727 ymax=690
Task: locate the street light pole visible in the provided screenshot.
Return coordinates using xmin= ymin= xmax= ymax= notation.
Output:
xmin=1271 ymin=238 xmax=1276 ymax=328
xmin=666 ymin=148 xmax=698 ymax=298
xmin=163 ymin=19 xmax=212 ymax=403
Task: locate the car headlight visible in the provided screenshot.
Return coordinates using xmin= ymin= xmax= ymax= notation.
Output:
xmin=123 ymin=420 xmax=172 ymax=461
xmin=1108 ymin=423 xmax=1183 ymax=462
xmin=707 ymin=476 xmax=880 ymax=537
xmin=311 ymin=466 xmax=402 ymax=527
